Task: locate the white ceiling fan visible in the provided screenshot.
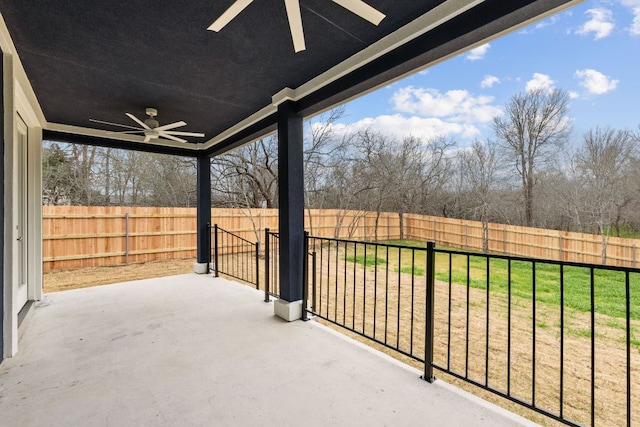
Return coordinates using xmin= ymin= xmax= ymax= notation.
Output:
xmin=90 ymin=108 xmax=205 ymax=143
xmin=208 ymin=0 xmax=386 ymax=53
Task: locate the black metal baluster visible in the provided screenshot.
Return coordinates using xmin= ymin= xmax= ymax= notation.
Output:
xmin=397 ymin=247 xmax=402 ymax=350
xmin=363 ymin=243 xmax=367 ymax=334
xmin=465 ymin=255 xmax=470 ymax=379
xmin=626 ymin=271 xmax=631 ymax=427
xmin=264 ymin=228 xmax=270 ymax=302
xmin=410 ymin=248 xmax=415 ymax=356
xmin=373 ymin=244 xmax=379 ymax=340
xmin=447 ymin=252 xmax=452 ymax=371
xmin=485 ymin=256 xmax=490 ymax=387
xmin=353 ymin=243 xmax=357 ymax=330
xmin=560 ymin=264 xmax=565 ymax=418
xmin=533 ymin=262 xmax=537 ymax=407
xmin=507 ymin=259 xmax=512 ymax=396
xmin=590 ymin=267 xmax=595 ymax=427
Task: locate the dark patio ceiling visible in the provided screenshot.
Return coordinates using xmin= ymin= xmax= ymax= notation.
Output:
xmin=0 ymin=0 xmax=579 ymax=156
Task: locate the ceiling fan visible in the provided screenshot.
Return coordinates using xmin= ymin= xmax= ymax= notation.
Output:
xmin=90 ymin=108 xmax=205 ymax=143
xmin=208 ymin=0 xmax=386 ymax=53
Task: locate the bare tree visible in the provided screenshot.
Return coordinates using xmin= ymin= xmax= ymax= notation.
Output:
xmin=458 ymin=140 xmax=502 ymax=252
xmin=68 ymin=144 xmax=100 ymax=205
xmin=304 ymin=107 xmax=348 ymax=234
xmin=573 ymin=126 xmax=637 ymax=262
xmin=343 ymin=130 xmax=454 ymax=240
xmin=493 ymin=88 xmax=570 ymax=227
xmin=211 ymin=137 xmax=279 ymax=209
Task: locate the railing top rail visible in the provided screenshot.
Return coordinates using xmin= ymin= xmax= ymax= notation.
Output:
xmin=436 ymin=246 xmax=640 ymax=273
xmin=308 ymin=234 xmax=426 ymax=251
xmin=213 ymin=225 xmax=257 ymax=246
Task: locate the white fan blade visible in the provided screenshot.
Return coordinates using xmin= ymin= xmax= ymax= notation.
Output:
xmin=106 ymin=130 xmax=145 ymax=135
xmin=163 ymin=131 xmax=206 ymax=137
xmin=332 ymin=0 xmax=385 ymax=25
xmin=160 ymin=133 xmax=188 ymax=143
xmin=284 ymin=0 xmax=306 ymax=52
xmin=208 ymin=0 xmax=253 ymax=32
xmin=89 ymin=119 xmax=142 ymax=131
xmin=154 ymin=121 xmax=187 ymax=132
xmin=144 ymin=135 xmax=153 ymax=142
xmin=126 ymin=113 xmax=151 ymax=130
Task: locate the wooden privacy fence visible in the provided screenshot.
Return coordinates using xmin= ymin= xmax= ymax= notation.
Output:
xmin=42 ymin=206 xmax=640 ymax=271
xmin=404 ymin=214 xmax=640 ymax=267
xmin=42 ymin=207 xmax=402 ymax=271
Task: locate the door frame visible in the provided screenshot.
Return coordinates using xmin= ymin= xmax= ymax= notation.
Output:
xmin=2 ymin=49 xmax=44 ymax=359
xmin=14 ymin=114 xmax=27 ymax=311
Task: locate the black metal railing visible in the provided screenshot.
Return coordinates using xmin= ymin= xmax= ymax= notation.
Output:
xmin=264 ymin=228 xmax=280 ymax=301
xmin=304 ymin=236 xmax=639 ymax=427
xmin=306 ymin=237 xmax=431 ymax=364
xmin=429 ymin=247 xmax=640 ymax=427
xmin=209 ymin=224 xmax=259 ymax=289
xmin=210 ymin=227 xmax=638 ymax=426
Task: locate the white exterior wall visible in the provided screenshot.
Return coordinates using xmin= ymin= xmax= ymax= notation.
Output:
xmin=1 ymin=14 xmax=45 ymax=358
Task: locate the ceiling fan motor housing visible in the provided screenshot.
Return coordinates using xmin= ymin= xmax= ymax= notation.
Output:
xmin=144 ymin=107 xmax=159 ymax=128
xmin=144 ymin=118 xmax=159 ymax=129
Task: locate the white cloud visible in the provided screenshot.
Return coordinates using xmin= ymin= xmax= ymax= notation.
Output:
xmin=574 ymin=69 xmax=619 ymax=95
xmin=569 ymin=91 xmax=581 ymax=99
xmin=466 ymin=43 xmax=490 ymax=61
xmin=535 ymin=15 xmax=560 ymax=30
xmin=630 ymin=7 xmax=640 ymax=34
xmin=330 ymin=86 xmax=504 ymax=142
xmin=526 ymin=73 xmax=555 ymax=93
xmin=330 ymin=115 xmax=481 ymax=141
xmin=391 ymin=86 xmax=502 ymax=123
xmin=576 ymin=7 xmax=615 ymax=39
xmin=480 ymin=75 xmax=500 ymax=88
xmin=617 ymin=1 xmax=640 ymax=35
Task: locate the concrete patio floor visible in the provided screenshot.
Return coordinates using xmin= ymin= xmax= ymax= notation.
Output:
xmin=0 ymin=274 xmax=538 ymax=426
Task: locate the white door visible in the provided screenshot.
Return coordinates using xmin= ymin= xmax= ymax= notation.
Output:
xmin=14 ymin=115 xmax=28 ymax=310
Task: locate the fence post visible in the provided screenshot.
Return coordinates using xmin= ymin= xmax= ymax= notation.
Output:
xmin=559 ymin=235 xmax=563 ymax=261
xmin=213 ymin=224 xmax=219 ymax=277
xmin=125 ymin=212 xmax=129 ymax=265
xmin=302 ymin=231 xmax=310 ymax=321
xmin=465 ymin=224 xmax=468 ymax=249
xmin=422 ymin=241 xmax=436 ymax=383
xmin=255 ymin=241 xmax=260 ymax=290
xmin=503 ymin=228 xmax=507 ymax=254
xmin=433 ymin=219 xmax=437 ymax=241
xmin=633 ymin=244 xmax=637 ymax=268
xmin=264 ymin=228 xmax=271 ymax=302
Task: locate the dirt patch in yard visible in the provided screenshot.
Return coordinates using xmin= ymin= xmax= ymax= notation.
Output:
xmin=43 ymin=259 xmax=196 ymax=293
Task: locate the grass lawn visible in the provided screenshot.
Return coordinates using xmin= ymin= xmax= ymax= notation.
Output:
xmin=344 ymin=240 xmax=640 ymax=321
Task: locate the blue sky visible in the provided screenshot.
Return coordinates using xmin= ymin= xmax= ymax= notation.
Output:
xmin=331 ymin=0 xmax=640 ymax=147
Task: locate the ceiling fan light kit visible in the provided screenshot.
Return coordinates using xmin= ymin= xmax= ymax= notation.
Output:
xmin=208 ymin=0 xmax=386 ymax=53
